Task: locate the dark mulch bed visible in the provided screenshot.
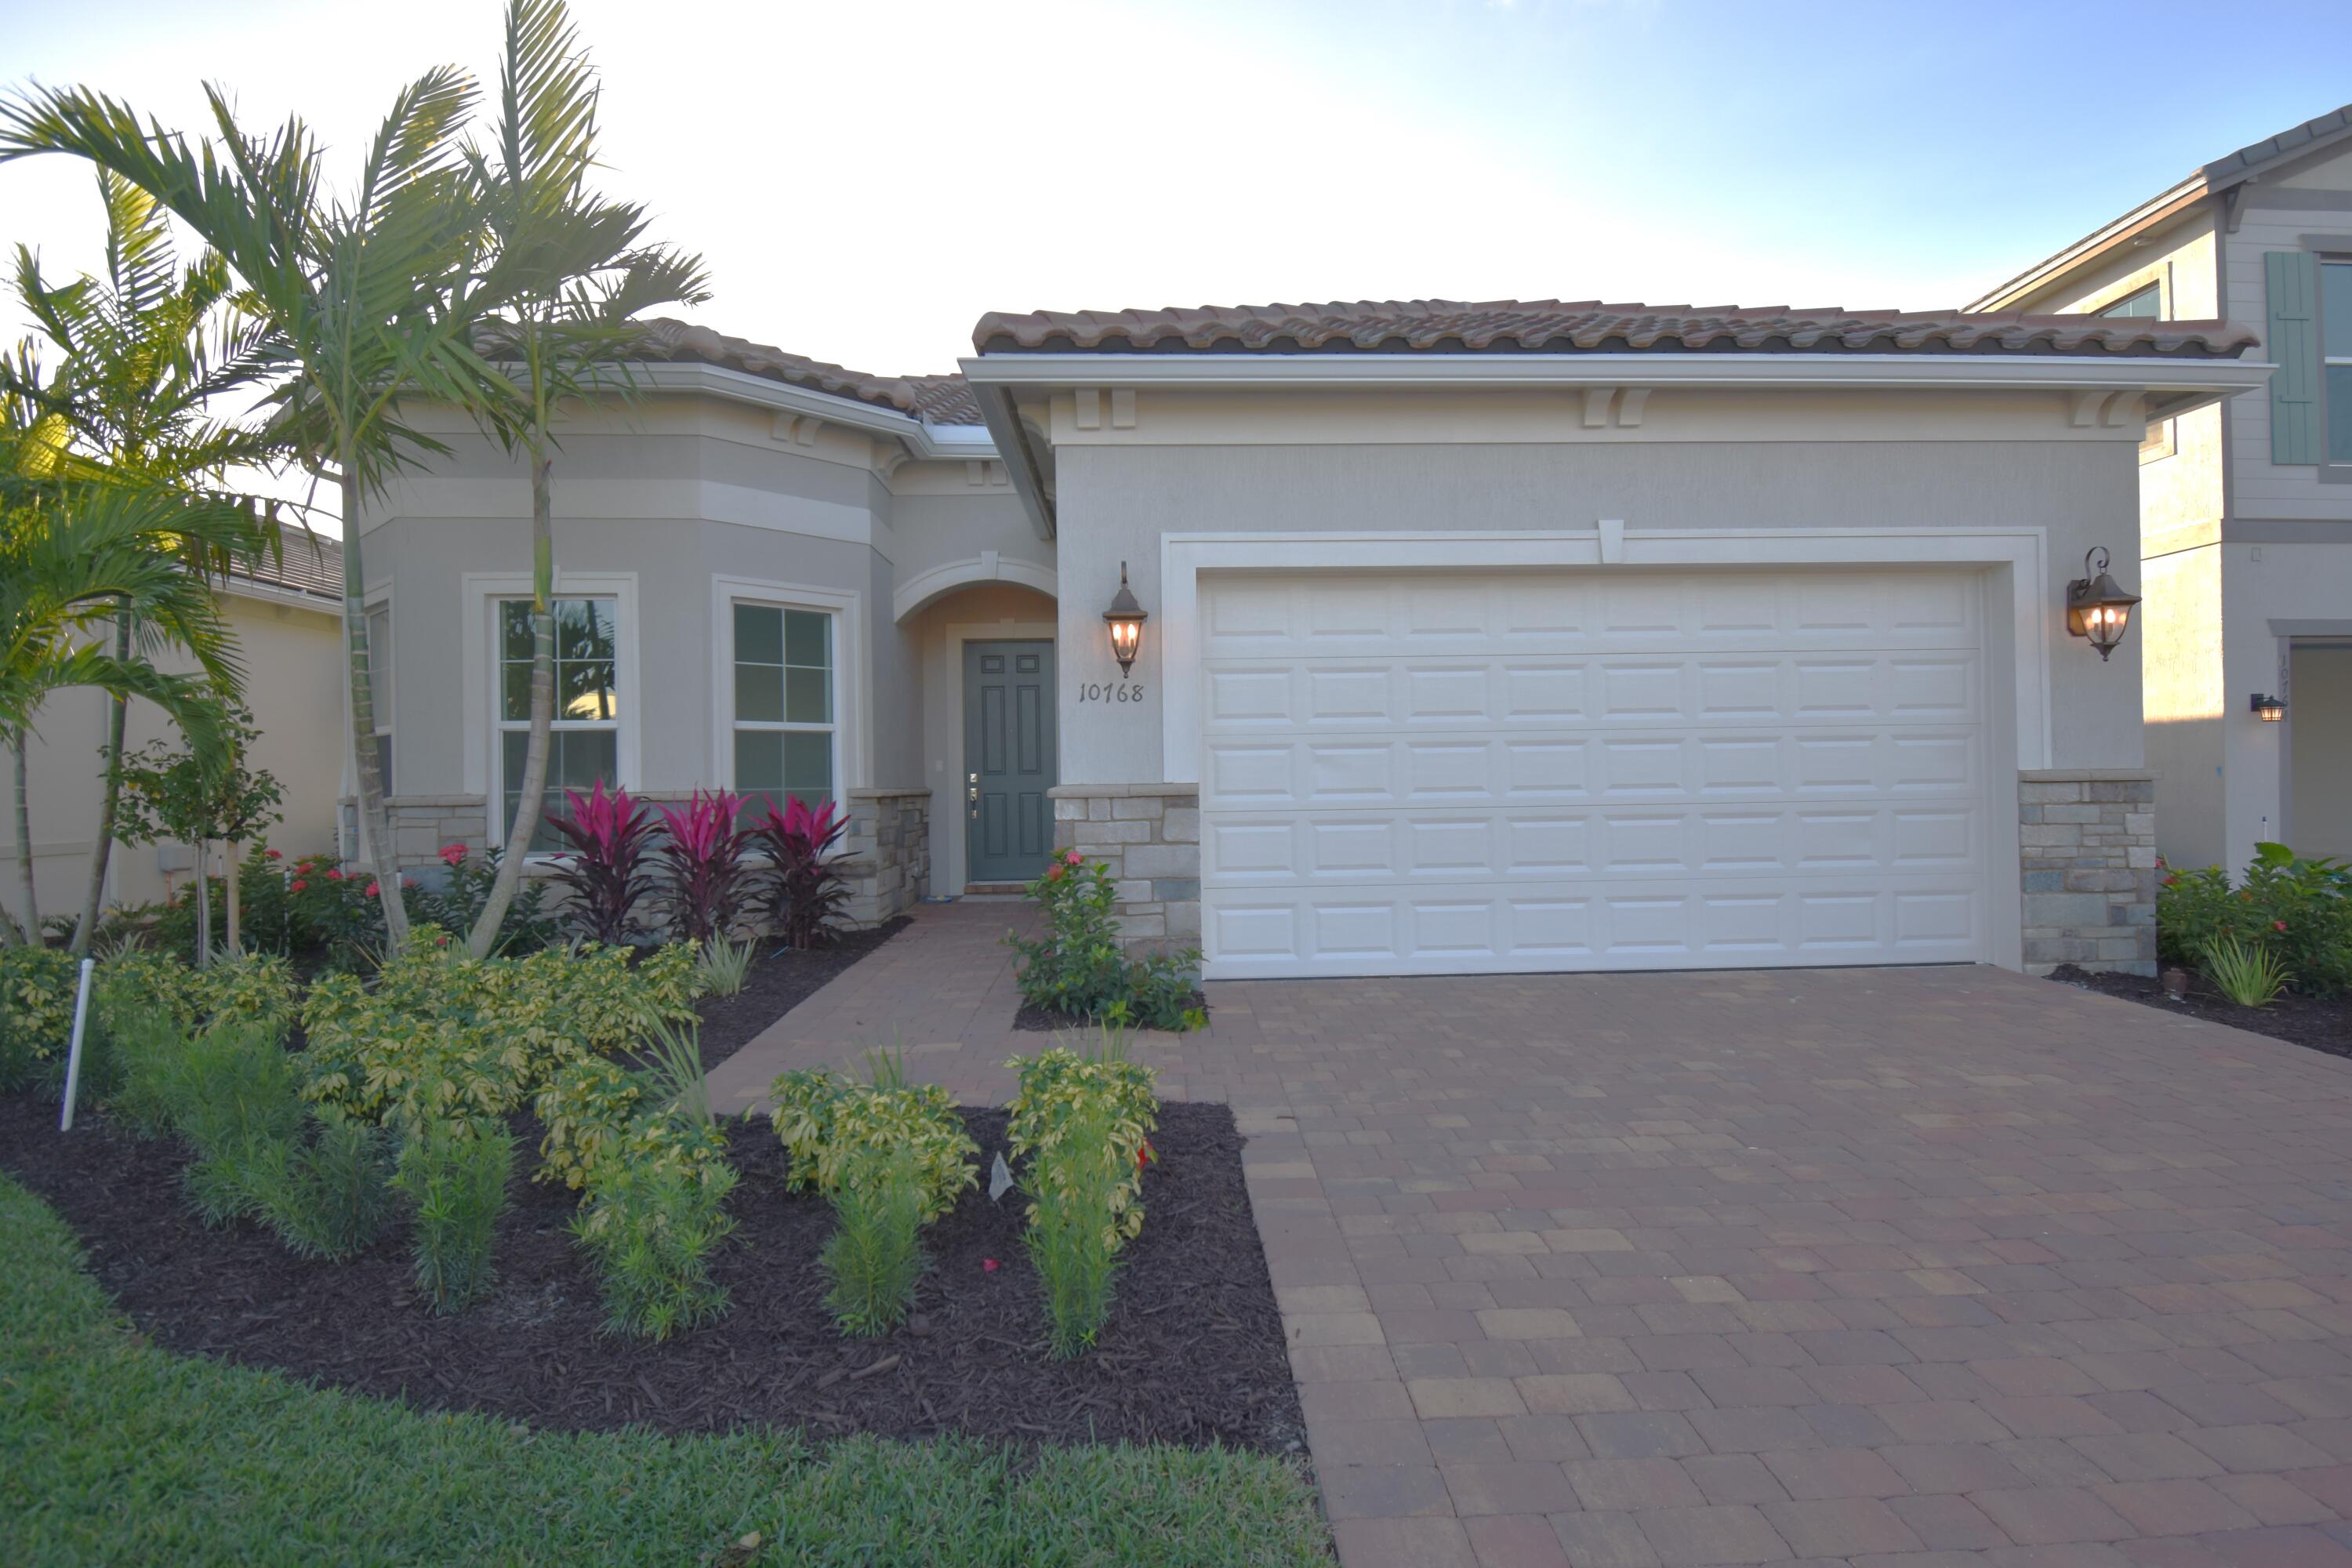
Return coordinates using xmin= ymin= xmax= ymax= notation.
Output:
xmin=695 ymin=916 xmax=909 ymax=1070
xmin=2049 ymin=962 xmax=2352 ymax=1062
xmin=1012 ymin=993 xmax=1210 ymax=1034
xmin=0 ymin=1093 xmax=1303 ymax=1454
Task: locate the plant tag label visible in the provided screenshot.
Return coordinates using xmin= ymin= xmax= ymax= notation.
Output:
xmin=989 ymin=1151 xmax=1014 ymax=1202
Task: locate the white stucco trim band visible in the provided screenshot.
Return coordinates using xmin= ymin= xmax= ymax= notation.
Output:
xmin=1156 ymin=526 xmax=2055 ymax=782
xmin=893 ymin=554 xmax=1058 ymax=622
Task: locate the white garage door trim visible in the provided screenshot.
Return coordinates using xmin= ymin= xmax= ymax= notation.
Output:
xmin=1160 ymin=528 xmax=2037 ymax=977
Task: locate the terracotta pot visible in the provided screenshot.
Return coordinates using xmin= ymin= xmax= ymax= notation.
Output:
xmin=2161 ymin=967 xmax=2190 ymax=1000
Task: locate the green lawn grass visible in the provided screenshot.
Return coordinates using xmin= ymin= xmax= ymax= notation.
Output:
xmin=0 ymin=1175 xmax=1330 ymax=1566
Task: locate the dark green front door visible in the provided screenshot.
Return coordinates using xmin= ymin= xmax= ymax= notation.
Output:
xmin=964 ymin=640 xmax=1056 ymax=884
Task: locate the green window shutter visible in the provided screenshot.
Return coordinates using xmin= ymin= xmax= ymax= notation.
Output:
xmin=2266 ymin=249 xmax=2325 ymax=465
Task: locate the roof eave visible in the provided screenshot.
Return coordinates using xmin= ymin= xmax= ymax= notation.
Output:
xmin=622 ymin=360 xmax=998 ymax=462
xmin=1964 ymin=176 xmax=2212 ymax=312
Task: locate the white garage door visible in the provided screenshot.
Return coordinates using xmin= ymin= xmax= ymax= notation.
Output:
xmin=1198 ymin=568 xmax=1991 ymax=978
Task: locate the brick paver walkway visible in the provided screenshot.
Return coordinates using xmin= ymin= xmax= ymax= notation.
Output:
xmin=714 ymin=904 xmax=2352 ymax=1567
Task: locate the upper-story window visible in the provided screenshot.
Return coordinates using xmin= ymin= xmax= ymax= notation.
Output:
xmin=497 ymin=597 xmax=619 ymax=850
xmin=2099 ymin=282 xmax=2161 ymax=319
xmin=2325 ymin=260 xmax=2352 ymax=463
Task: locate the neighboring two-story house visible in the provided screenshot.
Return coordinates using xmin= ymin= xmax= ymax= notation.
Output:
xmin=1969 ymin=103 xmax=2352 ymax=873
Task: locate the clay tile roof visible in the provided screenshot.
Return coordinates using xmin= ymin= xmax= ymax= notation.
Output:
xmin=230 ymin=522 xmax=341 ymax=604
xmin=971 ymin=299 xmax=2258 ymax=359
xmin=632 ymin=318 xmax=982 ymax=425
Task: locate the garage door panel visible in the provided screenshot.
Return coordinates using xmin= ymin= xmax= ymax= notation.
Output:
xmin=1203 ymin=874 xmax=1985 ymax=977
xmin=1200 ymin=568 xmax=1989 ymax=978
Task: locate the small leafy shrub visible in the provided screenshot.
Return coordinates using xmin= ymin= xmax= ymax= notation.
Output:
xmin=1022 ymin=1096 xmax=1128 ymax=1358
xmin=656 ymin=790 xmax=753 ymax=946
xmin=409 ymin=844 xmax=563 ymax=956
xmin=753 ymin=794 xmax=849 ymax=949
xmin=820 ymin=1143 xmax=927 ymax=1337
xmin=2159 ymin=842 xmax=2352 ymax=996
xmin=1006 ymin=1030 xmax=1160 ymax=1358
xmin=2203 ymin=935 xmax=2290 ymax=1009
xmin=534 ymin=1054 xmax=646 ymax=1189
xmin=260 ymin=1114 xmax=397 ymax=1261
xmin=302 ymin=934 xmax=701 ymax=1126
xmin=1005 ymin=1032 xmax=1160 ymax=1248
xmin=543 ymin=782 xmax=662 ymax=945
xmin=697 ymin=935 xmax=754 ymax=996
xmin=0 ymin=945 xmax=77 ymax=1081
xmin=572 ymin=1152 xmax=738 ymax=1341
xmin=1006 ymin=852 xmax=1206 ymax=1031
xmin=768 ymin=1063 xmax=978 ymax=1223
xmin=394 ymin=1117 xmax=514 ymax=1314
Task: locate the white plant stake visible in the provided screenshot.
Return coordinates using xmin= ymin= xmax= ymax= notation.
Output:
xmin=989 ymin=1150 xmax=1014 ymax=1203
xmin=58 ymin=956 xmax=96 ymax=1132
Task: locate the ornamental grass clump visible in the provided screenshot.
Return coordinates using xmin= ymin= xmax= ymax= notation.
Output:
xmin=394 ymin=1116 xmax=514 ymax=1314
xmin=819 ymin=1142 xmax=927 ymax=1337
xmin=260 ymin=1114 xmax=397 ymax=1261
xmin=696 ymin=935 xmax=754 ymax=996
xmin=1004 ymin=1029 xmax=1161 ymax=1358
xmin=2202 ymin=935 xmax=2290 ymax=1009
xmin=166 ymin=1020 xmax=309 ymax=1226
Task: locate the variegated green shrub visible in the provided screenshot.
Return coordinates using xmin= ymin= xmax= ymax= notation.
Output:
xmin=0 ymin=946 xmax=78 ymax=1080
xmin=768 ymin=1069 xmax=978 ymax=1223
xmin=1004 ymin=1035 xmax=1160 ymax=1249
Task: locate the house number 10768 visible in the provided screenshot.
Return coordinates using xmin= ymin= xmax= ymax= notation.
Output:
xmin=1077 ymin=681 xmax=1145 ymax=702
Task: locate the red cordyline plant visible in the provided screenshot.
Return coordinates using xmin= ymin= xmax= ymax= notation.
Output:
xmin=753 ymin=794 xmax=850 ymax=949
xmin=543 ymin=781 xmax=662 ymax=945
xmin=655 ymin=788 xmax=753 ymax=945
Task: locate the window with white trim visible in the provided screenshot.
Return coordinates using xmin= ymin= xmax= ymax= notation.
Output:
xmin=364 ymin=601 xmax=394 ymax=793
xmin=2325 ymin=259 xmax=2352 ymax=463
xmin=496 ymin=596 xmax=619 ymax=850
xmin=731 ymin=601 xmax=834 ymax=811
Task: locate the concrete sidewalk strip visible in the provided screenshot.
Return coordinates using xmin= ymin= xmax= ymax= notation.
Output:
xmin=706 ymin=903 xmax=2352 ymax=1566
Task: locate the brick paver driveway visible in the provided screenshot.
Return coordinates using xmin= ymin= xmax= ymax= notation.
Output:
xmin=712 ymin=906 xmax=2352 ymax=1567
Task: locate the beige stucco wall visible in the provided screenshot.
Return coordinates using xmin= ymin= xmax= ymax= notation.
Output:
xmin=1049 ymin=429 xmax=2148 ymax=785
xmin=1 ymin=590 xmax=343 ymax=931
xmin=2140 ymin=543 xmax=2226 ymax=870
xmin=2288 ymin=643 xmax=2352 ymax=860
xmin=351 ymin=394 xmax=1047 ymax=851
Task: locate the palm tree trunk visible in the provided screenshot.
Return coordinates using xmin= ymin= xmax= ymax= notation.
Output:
xmin=192 ymin=842 xmax=210 ymax=967
xmin=69 ymin=606 xmax=134 ymax=956
xmin=9 ymin=738 xmax=37 ymax=946
xmin=339 ymin=469 xmax=408 ymax=949
xmin=225 ymin=844 xmax=241 ymax=956
xmin=466 ymin=450 xmax=555 ymax=959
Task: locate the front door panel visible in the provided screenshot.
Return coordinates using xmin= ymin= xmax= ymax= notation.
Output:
xmin=965 ymin=641 xmax=1057 ymax=884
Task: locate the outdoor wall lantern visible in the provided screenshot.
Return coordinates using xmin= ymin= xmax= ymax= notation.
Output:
xmin=1104 ymin=562 xmax=1148 ymax=676
xmin=2065 ymin=546 xmax=2140 ymax=661
xmin=2251 ymin=692 xmax=2287 ymax=722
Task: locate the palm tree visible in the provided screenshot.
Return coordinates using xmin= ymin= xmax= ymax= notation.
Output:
xmin=5 ymin=170 xmax=286 ymax=953
xmin=457 ymin=0 xmax=706 ymax=958
xmin=0 ymin=455 xmax=241 ymax=946
xmin=2 ymin=67 xmax=505 ymax=949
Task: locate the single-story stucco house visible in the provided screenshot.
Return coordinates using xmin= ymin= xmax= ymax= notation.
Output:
xmin=350 ymin=299 xmax=2271 ymax=981
xmin=1969 ymin=100 xmax=2352 ymax=876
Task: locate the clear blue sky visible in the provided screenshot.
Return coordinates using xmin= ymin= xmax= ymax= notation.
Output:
xmin=3 ymin=0 xmax=2348 ymax=384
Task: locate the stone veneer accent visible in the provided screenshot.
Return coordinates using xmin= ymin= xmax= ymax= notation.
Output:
xmin=2019 ymin=768 xmax=2157 ymax=977
xmin=360 ymin=786 xmax=931 ymax=930
xmin=838 ymin=788 xmax=931 ymax=926
xmin=1048 ymin=782 xmax=1200 ymax=954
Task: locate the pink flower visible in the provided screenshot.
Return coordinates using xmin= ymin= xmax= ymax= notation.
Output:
xmin=364 ymin=880 xmax=380 ymax=898
xmin=401 ymin=876 xmax=417 ymax=888
xmin=263 ymin=848 xmax=281 ymax=860
xmin=438 ymin=843 xmax=467 ymax=867
xmin=289 ymin=880 xmax=307 ymax=893
xmin=325 ymin=868 xmax=343 ymax=881
xmin=2275 ymin=920 xmax=2288 ymax=932
xmin=1064 ymin=849 xmax=1082 ymax=866
xmin=982 ymin=1258 xmax=1000 ymax=1273
xmin=1046 ymin=864 xmax=1063 ymax=882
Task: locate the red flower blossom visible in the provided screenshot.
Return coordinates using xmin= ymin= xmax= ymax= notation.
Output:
xmin=325 ymin=869 xmax=343 ymax=881
xmin=2275 ymin=920 xmax=2288 ymax=932
xmin=289 ymin=880 xmax=307 ymax=893
xmin=263 ymin=848 xmax=281 ymax=860
xmin=982 ymin=1258 xmax=1000 ymax=1273
xmin=364 ymin=880 xmax=380 ymax=898
xmin=1137 ymin=1137 xmax=1156 ymax=1172
xmin=1045 ymin=863 xmax=1063 ymax=882
xmin=1063 ymin=848 xmax=1082 ymax=866
xmin=438 ymin=843 xmax=467 ymax=867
